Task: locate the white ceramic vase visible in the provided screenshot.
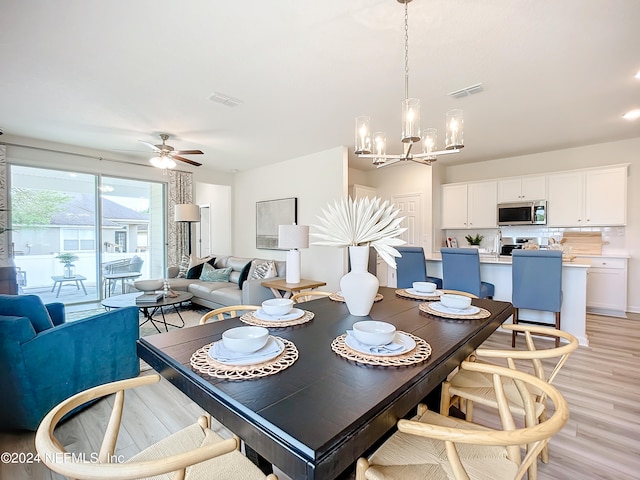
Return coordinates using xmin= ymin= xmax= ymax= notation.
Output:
xmin=340 ymin=245 xmax=379 ymax=316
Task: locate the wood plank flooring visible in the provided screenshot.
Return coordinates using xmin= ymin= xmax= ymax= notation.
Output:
xmin=1 ymin=313 xmax=638 ymax=480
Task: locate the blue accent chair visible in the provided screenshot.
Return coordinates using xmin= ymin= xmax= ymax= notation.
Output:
xmin=441 ymin=248 xmax=495 ymax=299
xmin=511 ymin=249 xmax=563 ymax=347
xmin=0 ymin=294 xmax=140 ymax=431
xmin=396 ymin=247 xmax=442 ymax=289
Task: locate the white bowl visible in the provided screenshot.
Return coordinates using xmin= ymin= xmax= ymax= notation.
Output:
xmin=440 ymin=293 xmax=472 ymax=310
xmin=352 ymin=321 xmax=396 ymax=346
xmin=134 ymin=279 xmax=163 ymax=293
xmin=262 ymin=298 xmax=293 ymax=316
xmin=222 ymin=326 xmax=269 ymax=353
xmin=413 ymin=281 xmax=437 ymax=294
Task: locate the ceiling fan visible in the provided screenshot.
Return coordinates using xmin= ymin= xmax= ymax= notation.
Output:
xmin=140 ymin=133 xmax=203 ymax=168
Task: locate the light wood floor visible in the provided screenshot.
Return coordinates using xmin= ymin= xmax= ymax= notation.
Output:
xmin=1 ymin=313 xmax=638 ymax=480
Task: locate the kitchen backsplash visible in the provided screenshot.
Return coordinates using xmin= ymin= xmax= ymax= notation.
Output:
xmin=442 ymin=225 xmax=627 ymax=255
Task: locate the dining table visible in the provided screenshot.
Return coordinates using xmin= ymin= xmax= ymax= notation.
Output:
xmin=137 ymin=286 xmax=512 ymax=480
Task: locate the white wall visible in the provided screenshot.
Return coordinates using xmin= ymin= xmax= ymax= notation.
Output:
xmin=232 ymin=146 xmax=347 ymax=292
xmin=443 ymin=138 xmax=640 ymax=313
xmin=195 ymin=182 xmax=232 ymax=256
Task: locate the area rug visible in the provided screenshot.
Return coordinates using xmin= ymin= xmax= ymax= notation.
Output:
xmin=65 ymin=304 xmax=210 ymax=337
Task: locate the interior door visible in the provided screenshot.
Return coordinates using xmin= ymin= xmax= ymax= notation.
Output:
xmin=196 ymin=205 xmax=211 ymax=257
xmin=389 ymin=193 xmax=422 ymax=288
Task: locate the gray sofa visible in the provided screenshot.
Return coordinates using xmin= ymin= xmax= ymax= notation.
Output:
xmin=165 ymin=255 xmax=286 ymax=309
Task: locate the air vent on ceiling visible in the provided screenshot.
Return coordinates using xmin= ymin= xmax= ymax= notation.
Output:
xmin=209 ymin=92 xmax=243 ymax=107
xmin=448 ymin=82 xmax=484 ymax=99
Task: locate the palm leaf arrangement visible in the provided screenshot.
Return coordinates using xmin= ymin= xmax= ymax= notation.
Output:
xmin=312 ymin=196 xmax=407 ymax=268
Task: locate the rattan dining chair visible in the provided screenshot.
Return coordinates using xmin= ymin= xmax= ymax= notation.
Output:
xmin=200 ymin=305 xmax=260 ymax=324
xmin=356 ymin=361 xmax=569 ymax=480
xmin=290 ymin=291 xmax=332 ymax=304
xmin=35 ymin=375 xmax=278 ymax=480
xmin=440 ymin=324 xmax=578 ymax=464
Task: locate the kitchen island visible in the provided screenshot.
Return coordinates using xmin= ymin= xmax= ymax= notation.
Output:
xmin=426 ymin=253 xmax=590 ymax=345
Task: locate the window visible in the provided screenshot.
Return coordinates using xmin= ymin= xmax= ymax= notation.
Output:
xmin=61 ymin=229 xmax=96 ymax=251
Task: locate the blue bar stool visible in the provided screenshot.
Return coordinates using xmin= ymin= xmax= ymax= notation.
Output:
xmin=512 ymin=249 xmax=563 ymax=347
xmin=441 ymin=247 xmax=495 ymax=299
xmin=396 ymin=246 xmax=442 ymax=289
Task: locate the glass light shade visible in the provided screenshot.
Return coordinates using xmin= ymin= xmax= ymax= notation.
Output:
xmin=445 ymin=109 xmax=464 ymax=150
xmin=422 ymin=128 xmax=437 ymax=160
xmin=150 ymin=155 xmax=176 ymax=169
xmin=402 ymin=98 xmax=420 ymax=143
xmin=372 ymin=131 xmax=387 ymax=165
xmin=354 ymin=116 xmax=372 ymax=154
xmin=278 ymin=224 xmax=309 ymax=249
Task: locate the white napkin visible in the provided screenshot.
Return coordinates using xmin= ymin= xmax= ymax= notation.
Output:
xmin=346 ymin=330 xmax=404 ymax=353
xmin=209 ymin=337 xmax=281 ymax=362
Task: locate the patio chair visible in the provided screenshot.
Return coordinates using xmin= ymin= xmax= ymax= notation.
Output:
xmin=35 ymin=374 xmax=278 ymax=480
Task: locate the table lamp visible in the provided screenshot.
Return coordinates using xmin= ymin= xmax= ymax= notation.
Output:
xmin=278 ymin=224 xmax=309 ymax=284
xmin=174 ymin=204 xmax=200 ymax=256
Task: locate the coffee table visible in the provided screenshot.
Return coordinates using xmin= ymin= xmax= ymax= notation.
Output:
xmin=102 ymin=291 xmax=193 ymax=333
xmin=51 ymin=275 xmax=88 ymax=298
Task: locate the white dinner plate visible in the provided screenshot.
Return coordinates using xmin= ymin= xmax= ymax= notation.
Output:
xmin=405 ymin=288 xmax=441 ymax=297
xmin=345 ymin=332 xmax=416 ymax=357
xmin=429 ymin=302 xmax=480 ymax=316
xmin=208 ymin=336 xmax=284 ymax=365
xmin=253 ymin=308 xmax=305 ymax=322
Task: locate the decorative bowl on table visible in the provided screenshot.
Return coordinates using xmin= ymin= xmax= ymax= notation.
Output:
xmin=412 ymin=282 xmax=437 ymax=294
xmin=262 ymin=298 xmax=294 ymax=316
xmin=440 ymin=293 xmax=472 ymax=310
xmin=352 ymin=321 xmax=396 ymax=346
xmin=133 ymin=279 xmax=163 ymax=294
xmin=222 ymin=326 xmax=269 ymax=353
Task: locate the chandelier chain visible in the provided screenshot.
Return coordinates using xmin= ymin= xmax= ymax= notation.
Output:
xmin=404 ymin=0 xmax=410 ymax=100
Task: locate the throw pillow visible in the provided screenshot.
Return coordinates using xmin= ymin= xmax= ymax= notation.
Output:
xmin=176 ymin=255 xmax=190 ymax=278
xmin=199 ymin=264 xmax=233 ymax=282
xmin=186 ymin=256 xmax=216 ymax=279
xmin=0 ymin=294 xmax=54 ymax=333
xmin=248 ymin=259 xmax=278 ymax=280
xmin=238 ymin=261 xmax=252 ymax=289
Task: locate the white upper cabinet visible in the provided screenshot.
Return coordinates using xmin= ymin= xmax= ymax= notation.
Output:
xmin=442 ymin=181 xmax=497 ymax=229
xmin=497 ymin=176 xmax=546 ymax=203
xmin=547 ymin=166 xmax=627 ymax=227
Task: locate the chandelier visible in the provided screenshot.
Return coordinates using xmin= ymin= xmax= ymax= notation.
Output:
xmin=354 ymin=0 xmax=464 ymax=167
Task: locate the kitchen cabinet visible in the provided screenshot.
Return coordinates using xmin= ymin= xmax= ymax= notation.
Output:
xmin=442 ymin=181 xmax=497 ymax=229
xmin=497 ymin=176 xmax=546 ymax=203
xmin=584 ymin=256 xmax=628 ymax=316
xmin=547 ymin=166 xmax=627 ymax=227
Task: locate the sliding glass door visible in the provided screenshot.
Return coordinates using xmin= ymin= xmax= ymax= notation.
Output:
xmin=9 ymin=165 xmax=166 ymax=305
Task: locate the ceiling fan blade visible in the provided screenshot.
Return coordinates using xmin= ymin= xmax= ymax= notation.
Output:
xmin=173 ymin=155 xmax=202 ymax=167
xmin=139 ymin=140 xmax=161 ymax=152
xmin=173 ymin=149 xmax=203 ymax=155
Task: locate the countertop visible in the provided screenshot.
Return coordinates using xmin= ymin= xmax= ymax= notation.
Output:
xmin=425 ymin=253 xmax=591 ymax=268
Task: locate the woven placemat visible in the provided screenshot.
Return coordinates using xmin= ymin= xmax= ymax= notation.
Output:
xmin=329 ymin=292 xmax=384 ymax=303
xmin=190 ymin=337 xmax=298 ymax=380
xmin=419 ymin=302 xmax=491 ymax=320
xmin=331 ymin=332 xmax=432 ymax=366
xmin=240 ymin=310 xmax=314 ymax=327
xmin=395 ymin=288 xmax=440 ymax=301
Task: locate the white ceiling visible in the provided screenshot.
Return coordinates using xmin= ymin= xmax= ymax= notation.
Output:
xmin=1 ymin=0 xmax=639 ymax=173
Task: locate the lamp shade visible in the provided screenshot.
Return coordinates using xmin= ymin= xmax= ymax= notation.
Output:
xmin=278 ymin=225 xmax=309 ymax=249
xmin=174 ymin=204 xmax=201 ymax=222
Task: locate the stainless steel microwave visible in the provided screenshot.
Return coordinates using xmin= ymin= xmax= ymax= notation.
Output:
xmin=497 ymin=200 xmax=547 ymax=226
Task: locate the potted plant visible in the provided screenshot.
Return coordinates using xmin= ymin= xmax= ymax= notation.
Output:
xmin=465 ymin=234 xmax=484 ymax=247
xmin=312 ymin=196 xmax=406 ymax=316
xmin=56 ymin=252 xmax=79 ymax=278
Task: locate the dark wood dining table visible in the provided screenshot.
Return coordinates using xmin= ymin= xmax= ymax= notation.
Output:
xmin=137 ymin=287 xmax=512 ymax=480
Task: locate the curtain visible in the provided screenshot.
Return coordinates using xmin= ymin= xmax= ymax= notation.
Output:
xmin=167 ymin=170 xmax=193 ymax=266
xmin=0 ymin=145 xmax=10 ymax=263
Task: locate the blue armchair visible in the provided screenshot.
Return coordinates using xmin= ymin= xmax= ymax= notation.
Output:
xmin=0 ymin=294 xmax=140 ymax=431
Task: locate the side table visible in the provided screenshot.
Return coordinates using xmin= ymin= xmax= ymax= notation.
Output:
xmin=51 ymin=275 xmax=88 ymax=298
xmin=261 ymin=278 xmax=327 ymax=299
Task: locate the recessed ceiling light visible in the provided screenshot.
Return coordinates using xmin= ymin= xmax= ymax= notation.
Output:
xmin=622 ymin=109 xmax=640 ymax=120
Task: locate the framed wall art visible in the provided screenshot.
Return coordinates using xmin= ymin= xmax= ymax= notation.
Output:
xmin=256 ymin=197 xmax=298 ymax=249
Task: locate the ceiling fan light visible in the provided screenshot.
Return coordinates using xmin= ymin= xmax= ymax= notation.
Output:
xmin=150 ymin=156 xmax=176 ymax=169
xmin=622 ymin=109 xmax=640 ymax=120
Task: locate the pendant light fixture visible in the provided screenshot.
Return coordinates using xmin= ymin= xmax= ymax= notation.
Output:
xmin=354 ymin=0 xmax=465 ymax=167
